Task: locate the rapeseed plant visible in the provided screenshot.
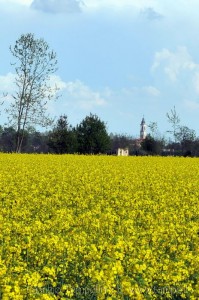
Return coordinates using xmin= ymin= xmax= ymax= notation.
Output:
xmin=0 ymin=154 xmax=199 ymax=299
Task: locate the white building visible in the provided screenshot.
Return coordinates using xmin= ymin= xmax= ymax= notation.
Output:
xmin=117 ymin=148 xmax=129 ymax=156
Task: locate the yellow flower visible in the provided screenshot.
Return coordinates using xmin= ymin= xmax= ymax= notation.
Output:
xmin=0 ymin=154 xmax=199 ymax=299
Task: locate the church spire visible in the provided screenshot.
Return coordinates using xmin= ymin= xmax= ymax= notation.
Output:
xmin=140 ymin=116 xmax=147 ymax=139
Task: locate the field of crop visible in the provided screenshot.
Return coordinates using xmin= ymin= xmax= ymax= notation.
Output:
xmin=0 ymin=154 xmax=199 ymax=299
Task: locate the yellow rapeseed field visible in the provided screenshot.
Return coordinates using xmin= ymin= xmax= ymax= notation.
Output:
xmin=0 ymin=154 xmax=199 ymax=299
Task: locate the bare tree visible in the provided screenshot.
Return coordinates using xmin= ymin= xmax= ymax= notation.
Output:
xmin=166 ymin=106 xmax=180 ymax=143
xmin=0 ymin=93 xmax=7 ymax=113
xmin=148 ymin=121 xmax=158 ymax=139
xmin=7 ymin=33 xmax=59 ymax=153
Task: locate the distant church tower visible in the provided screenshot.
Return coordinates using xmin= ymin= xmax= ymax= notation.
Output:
xmin=140 ymin=117 xmax=147 ymax=139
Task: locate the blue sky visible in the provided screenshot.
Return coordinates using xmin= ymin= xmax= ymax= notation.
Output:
xmin=0 ymin=0 xmax=199 ymax=138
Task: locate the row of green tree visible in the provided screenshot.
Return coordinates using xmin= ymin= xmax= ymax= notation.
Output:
xmin=0 ymin=114 xmax=111 ymax=154
xmin=1 ymin=110 xmax=199 ymax=156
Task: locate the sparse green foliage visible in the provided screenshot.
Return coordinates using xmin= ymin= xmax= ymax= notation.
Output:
xmin=8 ymin=33 xmax=59 ymax=153
xmin=166 ymin=106 xmax=180 ymax=142
xmin=175 ymin=125 xmax=196 ymax=155
xmin=148 ymin=121 xmax=158 ymax=139
xmin=175 ymin=126 xmax=196 ymax=143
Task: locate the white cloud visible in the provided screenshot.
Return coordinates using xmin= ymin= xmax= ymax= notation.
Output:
xmin=0 ymin=74 xmax=106 ymax=119
xmin=0 ymin=0 xmax=32 ymax=5
xmin=0 ymin=73 xmax=66 ymax=114
xmin=121 ymin=85 xmax=160 ymax=99
xmin=142 ymin=86 xmax=160 ymax=96
xmin=48 ymin=75 xmax=67 ymax=90
xmin=0 ymin=73 xmax=16 ymax=103
xmin=192 ymin=72 xmax=199 ymax=95
xmin=0 ymin=74 xmax=106 ymax=109
xmin=64 ymin=80 xmax=107 ymax=109
xmin=84 ymin=0 xmax=156 ymax=11
xmin=140 ymin=7 xmax=163 ymax=20
xmin=0 ymin=73 xmax=66 ymax=100
xmin=0 ymin=73 xmax=15 ymax=92
xmin=31 ymin=0 xmax=84 ymax=14
xmin=184 ymin=99 xmax=199 ymax=111
xmin=152 ymin=47 xmax=198 ymax=81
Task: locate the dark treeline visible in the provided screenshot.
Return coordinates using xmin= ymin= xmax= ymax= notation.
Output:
xmin=1 ymin=112 xmax=199 ymax=156
xmin=0 ymin=114 xmax=111 ymax=155
xmin=110 ymin=134 xmax=199 ymax=157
